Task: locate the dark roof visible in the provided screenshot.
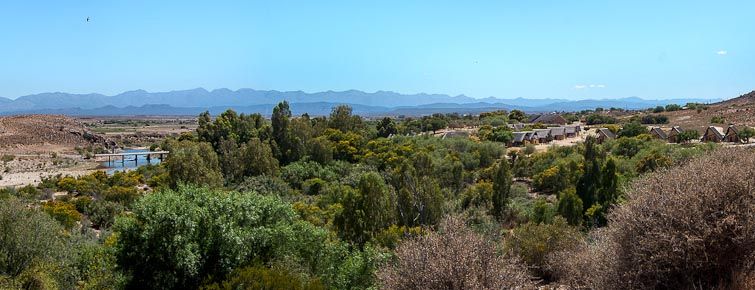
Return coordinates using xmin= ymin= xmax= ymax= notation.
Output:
xmin=508 ymin=123 xmax=525 ymax=130
xmin=529 ymin=114 xmax=567 ymax=124
xmin=598 ymin=128 xmax=616 ymax=139
xmin=533 ymin=129 xmax=551 ymax=139
xmin=548 ymin=127 xmax=565 ymax=136
xmin=725 ymin=125 xmax=738 ymax=136
xmin=650 ymin=127 xmax=667 ymax=139
xmin=512 ymin=132 xmax=527 ymax=143
xmin=564 ymin=126 xmax=578 ymax=134
xmin=706 ymin=126 xmax=725 ymax=139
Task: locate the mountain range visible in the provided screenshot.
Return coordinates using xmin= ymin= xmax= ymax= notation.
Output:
xmin=0 ymin=88 xmax=719 ymax=116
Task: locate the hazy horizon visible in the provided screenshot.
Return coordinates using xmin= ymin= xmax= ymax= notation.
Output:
xmin=1 ymin=86 xmax=729 ymax=102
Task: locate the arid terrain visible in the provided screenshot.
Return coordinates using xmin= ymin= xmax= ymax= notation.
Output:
xmin=0 ymin=115 xmax=193 ymax=187
xmin=638 ymin=91 xmax=755 ymax=132
xmin=79 ymin=116 xmax=196 ymax=147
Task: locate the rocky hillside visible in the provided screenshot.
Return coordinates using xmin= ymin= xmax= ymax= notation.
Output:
xmin=0 ymin=115 xmax=111 ymax=151
xmin=660 ymin=90 xmax=755 ymax=131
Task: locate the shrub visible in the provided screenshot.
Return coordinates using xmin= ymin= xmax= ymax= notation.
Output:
xmin=41 ymin=201 xmax=81 ymax=229
xmin=640 ymin=114 xmax=668 ymax=124
xmin=618 ymin=122 xmax=648 ymax=138
xmin=506 ymin=216 xmax=582 ymax=280
xmin=677 ymin=129 xmax=700 ymax=143
xmin=0 ymin=155 xmax=14 ymax=163
xmin=711 ymin=115 xmax=726 ymax=124
xmin=201 ymin=266 xmax=325 ymax=290
xmin=550 ymin=148 xmax=755 ymax=289
xmin=585 ymin=114 xmax=617 ymax=125
xmin=377 ymin=216 xmax=533 ymax=289
xmin=103 ymin=186 xmax=140 ymax=205
xmin=302 ymin=178 xmax=326 ymax=195
xmin=665 ymin=104 xmax=682 ymax=111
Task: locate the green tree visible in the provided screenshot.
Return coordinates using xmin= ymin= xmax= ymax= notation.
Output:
xmin=677 ymin=129 xmax=701 ymax=143
xmin=508 ymin=110 xmax=527 ymax=123
xmin=738 ymin=127 xmax=755 ymax=143
xmin=114 ymin=186 xmax=336 ymax=290
xmin=556 ymin=188 xmax=583 ymax=226
xmin=272 ymin=101 xmax=293 ymax=163
xmin=392 ymin=161 xmax=443 ymax=227
xmin=164 ymin=140 xmax=223 ymax=188
xmin=576 ymin=136 xmax=601 ymax=214
xmin=492 ymin=158 xmax=512 ymax=220
xmin=618 ymin=122 xmax=648 ymax=138
xmin=376 ymin=117 xmax=398 ymax=138
xmin=335 ymin=172 xmax=396 ymax=245
xmin=329 ymin=105 xmax=362 ymax=132
xmin=242 ymin=138 xmax=280 ymax=177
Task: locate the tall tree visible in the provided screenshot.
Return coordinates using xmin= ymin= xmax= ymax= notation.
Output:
xmin=576 ymin=136 xmax=601 ymax=213
xmin=492 ymin=158 xmax=513 ymax=220
xmin=557 ymin=188 xmax=583 ymax=226
xmin=272 ymin=101 xmax=292 ymax=163
xmin=336 ymin=172 xmax=396 ymax=245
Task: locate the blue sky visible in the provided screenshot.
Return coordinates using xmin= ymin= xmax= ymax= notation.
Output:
xmin=1 ymin=1 xmax=753 ymax=100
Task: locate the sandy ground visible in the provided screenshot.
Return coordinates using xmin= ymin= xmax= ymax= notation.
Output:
xmin=533 ymin=129 xmax=597 ymax=152
xmin=0 ymin=155 xmax=100 ymax=187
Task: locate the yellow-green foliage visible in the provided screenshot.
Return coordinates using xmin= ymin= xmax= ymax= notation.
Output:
xmin=103 ymin=186 xmax=140 ymax=205
xmin=42 ymin=201 xmax=81 ymax=229
xmin=292 ymin=201 xmax=341 ymax=228
xmin=373 ymin=225 xmax=425 ymax=249
xmin=56 ymin=177 xmax=78 ymax=193
xmin=461 ymin=181 xmax=493 ymax=209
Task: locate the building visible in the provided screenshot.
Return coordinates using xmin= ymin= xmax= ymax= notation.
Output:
xmin=701 ymin=126 xmax=725 ymax=143
xmin=533 ymin=129 xmax=552 ymax=143
xmin=597 ymin=128 xmax=616 ymax=144
xmin=564 ymin=125 xmax=580 ymax=138
xmin=523 ymin=131 xmax=536 ymax=144
xmin=548 ymin=127 xmax=566 ymax=140
xmin=529 ymin=114 xmax=568 ymax=125
xmin=723 ymin=125 xmax=740 ymax=143
xmin=667 ymin=126 xmax=683 ymax=143
xmin=508 ymin=123 xmax=525 ymax=131
xmin=649 ymin=127 xmax=667 ymax=141
xmin=510 ymin=132 xmax=528 ymax=146
xmin=441 ymin=131 xmax=470 ymax=139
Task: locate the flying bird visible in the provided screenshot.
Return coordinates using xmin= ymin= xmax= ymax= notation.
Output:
xmin=86 ymin=17 xmax=90 ymax=22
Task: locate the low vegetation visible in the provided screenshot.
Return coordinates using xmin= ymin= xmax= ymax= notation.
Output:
xmin=2 ymin=102 xmax=749 ymax=289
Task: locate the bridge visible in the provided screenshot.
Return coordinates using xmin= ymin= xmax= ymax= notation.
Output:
xmin=94 ymin=151 xmax=169 ymax=166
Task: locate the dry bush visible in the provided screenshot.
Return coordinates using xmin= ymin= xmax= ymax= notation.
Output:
xmin=550 ymin=147 xmax=755 ymax=289
xmin=377 ymin=215 xmax=534 ymax=290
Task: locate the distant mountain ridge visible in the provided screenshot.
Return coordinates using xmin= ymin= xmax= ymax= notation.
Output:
xmin=0 ymin=88 xmax=719 ymax=116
